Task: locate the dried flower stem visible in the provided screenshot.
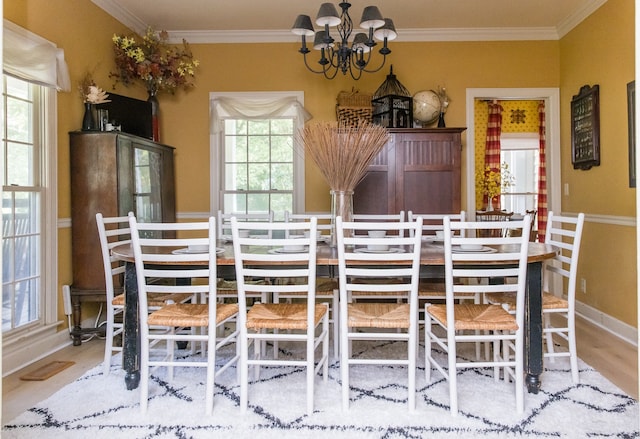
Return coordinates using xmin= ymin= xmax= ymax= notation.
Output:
xmin=296 ymin=121 xmax=389 ymax=192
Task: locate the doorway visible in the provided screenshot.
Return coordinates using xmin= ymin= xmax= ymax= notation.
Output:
xmin=465 ymin=88 xmax=561 ymax=219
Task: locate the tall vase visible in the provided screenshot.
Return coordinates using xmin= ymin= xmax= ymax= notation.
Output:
xmin=437 ymin=111 xmax=446 ymax=128
xmin=330 ymin=189 xmax=354 ymax=247
xmin=82 ymin=103 xmax=97 ymax=131
xmin=147 ymin=89 xmax=160 ymax=142
xmin=486 ymin=197 xmax=494 ymax=212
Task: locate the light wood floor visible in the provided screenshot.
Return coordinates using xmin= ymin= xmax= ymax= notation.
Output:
xmin=2 ymin=315 xmax=638 ymax=424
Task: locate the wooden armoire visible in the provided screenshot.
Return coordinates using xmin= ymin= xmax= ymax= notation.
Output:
xmin=69 ymin=131 xmax=176 ymax=345
xmin=354 ymin=128 xmax=466 ymax=215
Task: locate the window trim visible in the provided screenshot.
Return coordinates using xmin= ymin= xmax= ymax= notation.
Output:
xmin=2 ymin=75 xmax=59 ymax=346
xmin=209 ymin=91 xmax=306 ymax=215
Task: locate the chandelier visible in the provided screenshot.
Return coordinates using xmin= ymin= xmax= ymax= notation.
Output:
xmin=291 ymin=2 xmax=397 ymax=80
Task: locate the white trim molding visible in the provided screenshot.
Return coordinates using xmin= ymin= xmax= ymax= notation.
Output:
xmin=576 ymin=301 xmax=638 ymax=347
xmin=2 ymin=324 xmax=72 ymax=376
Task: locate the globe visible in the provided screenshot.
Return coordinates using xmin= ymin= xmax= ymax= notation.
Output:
xmin=412 ymin=90 xmax=441 ymax=124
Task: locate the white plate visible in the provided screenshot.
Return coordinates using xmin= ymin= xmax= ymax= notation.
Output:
xmin=172 ymin=247 xmax=225 ymax=255
xmin=222 ymin=234 xmax=267 ymax=242
xmin=451 ymin=246 xmax=496 ymax=253
xmin=354 ymin=247 xmax=405 ymax=254
xmin=269 ymin=247 xmax=308 ymax=254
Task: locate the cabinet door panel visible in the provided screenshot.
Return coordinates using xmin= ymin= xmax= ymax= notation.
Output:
xmin=354 ymin=141 xmax=395 ymax=214
xmin=354 ymin=128 xmax=464 ymax=216
xmin=397 ymin=131 xmax=461 ymax=214
xmin=403 ymin=170 xmax=458 ymax=213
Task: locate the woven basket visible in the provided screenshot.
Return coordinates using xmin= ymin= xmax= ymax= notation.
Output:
xmin=336 ymin=89 xmax=373 ymax=126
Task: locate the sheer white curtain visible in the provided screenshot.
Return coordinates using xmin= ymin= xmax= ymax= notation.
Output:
xmin=3 ymin=20 xmax=70 ymax=91
xmin=210 ymin=95 xmax=312 ymax=134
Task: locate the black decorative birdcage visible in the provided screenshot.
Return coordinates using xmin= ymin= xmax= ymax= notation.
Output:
xmin=371 ymin=66 xmax=412 ymax=128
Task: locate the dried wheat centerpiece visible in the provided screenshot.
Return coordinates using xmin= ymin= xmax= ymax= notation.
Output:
xmin=296 ymin=121 xmax=389 ymax=245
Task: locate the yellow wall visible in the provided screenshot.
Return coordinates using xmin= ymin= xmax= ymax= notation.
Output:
xmin=559 ymin=0 xmax=636 ymax=325
xmin=4 ymin=0 xmax=636 ymax=329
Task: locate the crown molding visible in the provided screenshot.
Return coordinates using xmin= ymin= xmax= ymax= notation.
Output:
xmin=395 ymin=27 xmax=559 ymax=42
xmin=93 ymin=0 xmax=607 ymax=43
xmin=556 ymin=0 xmax=608 ymax=38
xmin=91 ymin=0 xmax=148 ymax=34
xmin=166 ymin=27 xmax=560 ymax=44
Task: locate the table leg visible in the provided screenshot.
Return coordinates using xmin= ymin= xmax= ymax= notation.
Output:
xmin=525 ymin=261 xmax=543 ymax=394
xmin=123 ymin=261 xmax=140 ymax=390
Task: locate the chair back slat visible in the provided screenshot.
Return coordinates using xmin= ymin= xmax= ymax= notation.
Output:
xmin=407 ymin=211 xmax=466 ymax=237
xmin=337 ymin=216 xmax=423 ymax=300
xmin=231 ymin=216 xmax=318 ymax=318
xmin=129 ymin=217 xmax=218 ymax=328
xmin=543 ymin=211 xmax=585 ymax=302
xmin=217 ymin=210 xmax=273 ymax=239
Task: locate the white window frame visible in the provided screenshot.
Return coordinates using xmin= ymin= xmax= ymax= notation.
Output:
xmin=500 ymin=133 xmax=540 ymax=214
xmin=209 ymin=91 xmax=306 ymax=216
xmin=2 ymin=23 xmax=62 ymax=374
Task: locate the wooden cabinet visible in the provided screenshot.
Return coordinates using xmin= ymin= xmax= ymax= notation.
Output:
xmin=69 ymin=131 xmax=175 ymax=344
xmin=354 ymin=128 xmax=465 ymax=215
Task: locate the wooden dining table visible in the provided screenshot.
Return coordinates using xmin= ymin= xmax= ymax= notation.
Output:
xmin=111 ymin=240 xmax=558 ymax=394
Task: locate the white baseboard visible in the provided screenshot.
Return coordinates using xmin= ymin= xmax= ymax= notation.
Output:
xmin=575 ymin=300 xmax=638 ymax=346
xmin=3 ymin=328 xmax=73 ymax=377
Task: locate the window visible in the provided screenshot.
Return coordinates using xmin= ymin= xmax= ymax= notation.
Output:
xmin=2 ymin=75 xmax=53 ymax=335
xmin=210 ymin=92 xmax=308 ymax=221
xmin=2 ymin=20 xmax=68 ymax=371
xmin=500 ymin=134 xmax=539 ymax=214
xmin=222 ymin=118 xmax=294 ymax=219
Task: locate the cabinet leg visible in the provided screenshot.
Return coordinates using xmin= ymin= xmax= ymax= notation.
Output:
xmin=71 ymin=298 xmax=83 ymax=346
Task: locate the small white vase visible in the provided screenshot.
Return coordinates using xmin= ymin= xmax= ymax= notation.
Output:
xmin=486 ymin=197 xmax=494 ymax=211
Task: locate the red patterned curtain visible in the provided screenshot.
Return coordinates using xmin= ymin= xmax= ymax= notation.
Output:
xmin=484 ymin=101 xmax=503 ymax=207
xmin=537 ymin=101 xmax=548 ymax=242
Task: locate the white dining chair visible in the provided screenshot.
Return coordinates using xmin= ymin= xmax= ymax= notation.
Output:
xmin=282 ymin=211 xmax=339 ymax=358
xmin=97 ymin=212 xmax=191 ymax=374
xmin=216 ymin=210 xmax=274 ymax=306
xmin=95 ymin=212 xmax=130 ymax=375
xmin=336 ymin=215 xmax=423 ymax=411
xmin=129 ymin=216 xmax=239 ymax=415
xmin=231 ymin=216 xmax=329 ymax=415
xmin=486 ymin=211 xmax=585 ymax=383
xmin=407 ymin=211 xmax=469 ymax=300
xmin=217 ymin=210 xmax=273 ymax=240
xmin=353 ymin=211 xmax=406 ymax=236
xmin=424 ymin=215 xmax=531 ymax=416
xmin=540 ymin=212 xmax=585 ymax=382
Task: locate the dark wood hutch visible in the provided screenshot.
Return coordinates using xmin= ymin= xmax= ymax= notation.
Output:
xmin=354 ymin=128 xmax=465 ymax=215
xmin=69 ymin=131 xmax=175 ymax=345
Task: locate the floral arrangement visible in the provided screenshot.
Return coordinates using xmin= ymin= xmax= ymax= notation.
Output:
xmin=478 ymin=162 xmax=514 ymax=200
xmin=110 ymin=27 xmax=199 ymax=95
xmin=78 ymin=72 xmax=110 ymax=104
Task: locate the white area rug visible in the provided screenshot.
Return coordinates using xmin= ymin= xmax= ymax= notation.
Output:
xmin=3 ymin=340 xmax=638 ymax=438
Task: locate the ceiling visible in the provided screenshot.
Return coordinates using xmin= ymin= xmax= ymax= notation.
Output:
xmin=92 ymin=0 xmax=608 ymax=43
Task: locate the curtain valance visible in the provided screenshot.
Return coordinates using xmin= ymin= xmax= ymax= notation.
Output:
xmin=3 ymin=20 xmax=71 ymax=91
xmin=210 ymin=95 xmax=312 ymax=133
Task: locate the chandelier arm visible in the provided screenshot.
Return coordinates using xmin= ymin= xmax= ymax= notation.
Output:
xmin=301 ymin=51 xmax=340 ymax=79
xmin=347 ymin=62 xmax=364 ymax=81
xmin=357 ymin=51 xmax=389 ymax=74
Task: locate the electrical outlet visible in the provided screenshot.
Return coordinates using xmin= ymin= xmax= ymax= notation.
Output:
xmin=564 ymin=183 xmax=570 ymax=196
xmin=580 ymin=278 xmax=587 ymax=294
xmin=62 ymin=285 xmax=72 ymax=315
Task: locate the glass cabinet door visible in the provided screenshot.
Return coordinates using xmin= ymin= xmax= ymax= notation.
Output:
xmin=133 ymin=146 xmax=163 ymax=223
